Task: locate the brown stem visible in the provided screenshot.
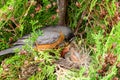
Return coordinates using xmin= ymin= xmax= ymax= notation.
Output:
xmin=75 ymin=11 xmax=87 ymax=35
xmin=57 ymin=0 xmax=67 ymax=26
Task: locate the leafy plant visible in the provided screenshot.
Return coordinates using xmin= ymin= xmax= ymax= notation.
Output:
xmin=0 ymin=0 xmax=120 ymax=80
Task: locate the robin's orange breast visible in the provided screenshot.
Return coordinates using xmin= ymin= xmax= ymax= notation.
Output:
xmin=34 ymin=32 xmax=65 ymax=51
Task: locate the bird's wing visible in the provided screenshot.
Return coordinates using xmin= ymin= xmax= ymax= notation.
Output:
xmin=13 ymin=31 xmax=60 ymax=45
xmin=13 ymin=34 xmax=30 ymax=45
xmin=41 ymin=26 xmax=74 ymax=41
xmin=34 ymin=31 xmax=65 ymax=51
xmin=14 ymin=26 xmax=74 ymax=46
xmin=35 ymin=31 xmax=60 ymax=44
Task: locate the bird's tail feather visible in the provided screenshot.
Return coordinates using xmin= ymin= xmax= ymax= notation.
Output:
xmin=0 ymin=45 xmax=22 ymax=56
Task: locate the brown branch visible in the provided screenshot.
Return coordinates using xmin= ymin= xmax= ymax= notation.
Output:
xmin=74 ymin=11 xmax=87 ymax=35
xmin=57 ymin=0 xmax=68 ymax=26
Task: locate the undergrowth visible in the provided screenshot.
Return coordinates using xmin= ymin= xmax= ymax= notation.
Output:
xmin=0 ymin=0 xmax=120 ymax=80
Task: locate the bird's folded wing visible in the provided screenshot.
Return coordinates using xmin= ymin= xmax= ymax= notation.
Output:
xmin=13 ymin=31 xmax=60 ymax=46
xmin=13 ymin=26 xmax=74 ymax=46
xmin=34 ymin=32 xmax=64 ymax=51
xmin=36 ymin=31 xmax=60 ymax=44
xmin=13 ymin=34 xmax=30 ymax=45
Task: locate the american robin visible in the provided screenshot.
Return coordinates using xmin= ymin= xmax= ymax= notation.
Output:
xmin=0 ymin=26 xmax=74 ymax=56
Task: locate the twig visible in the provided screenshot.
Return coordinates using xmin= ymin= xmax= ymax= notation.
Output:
xmin=75 ymin=11 xmax=87 ymax=35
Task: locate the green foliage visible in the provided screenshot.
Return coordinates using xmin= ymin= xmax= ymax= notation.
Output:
xmin=0 ymin=0 xmax=58 ymax=50
xmin=29 ymin=65 xmax=56 ymax=80
xmin=0 ymin=0 xmax=59 ymax=79
xmin=68 ymin=0 xmax=90 ymax=29
xmin=89 ymin=0 xmax=97 ymax=12
xmin=0 ymin=45 xmax=59 ymax=79
xmin=89 ymin=20 xmax=120 ymax=80
xmin=0 ymin=0 xmax=120 ymax=79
